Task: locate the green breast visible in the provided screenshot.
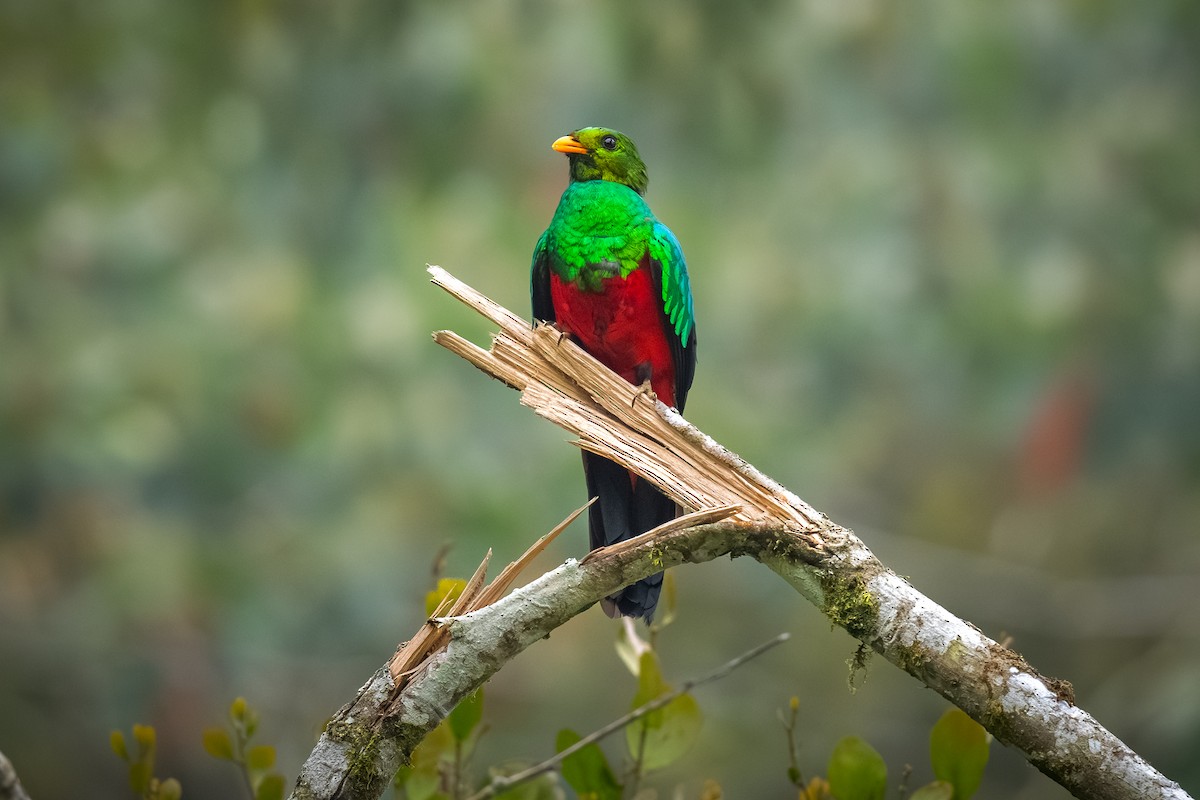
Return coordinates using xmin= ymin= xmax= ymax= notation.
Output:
xmin=544 ymin=181 xmax=652 ymax=291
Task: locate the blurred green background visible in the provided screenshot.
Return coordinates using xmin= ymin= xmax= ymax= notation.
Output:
xmin=2 ymin=0 xmax=1198 ymax=797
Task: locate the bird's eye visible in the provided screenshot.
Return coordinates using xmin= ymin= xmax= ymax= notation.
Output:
xmin=601 ymin=135 xmax=618 ymax=151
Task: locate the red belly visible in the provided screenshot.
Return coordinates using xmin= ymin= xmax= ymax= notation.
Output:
xmin=550 ymin=267 xmax=677 ymax=408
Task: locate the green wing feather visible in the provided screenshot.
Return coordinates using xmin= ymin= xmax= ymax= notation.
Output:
xmin=648 ymin=220 xmax=696 ymax=411
xmin=649 ymin=221 xmax=694 ymax=346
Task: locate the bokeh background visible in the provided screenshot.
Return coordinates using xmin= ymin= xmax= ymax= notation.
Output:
xmin=2 ymin=0 xmax=1198 ymax=797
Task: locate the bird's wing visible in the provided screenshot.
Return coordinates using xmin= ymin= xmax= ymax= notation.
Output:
xmin=530 ymin=229 xmax=556 ymax=324
xmin=648 ymin=220 xmax=697 ymax=412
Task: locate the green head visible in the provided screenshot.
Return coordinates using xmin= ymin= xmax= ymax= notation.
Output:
xmin=552 ymin=127 xmax=648 ymax=195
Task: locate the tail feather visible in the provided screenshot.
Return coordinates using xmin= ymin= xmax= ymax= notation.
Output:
xmin=583 ymin=451 xmax=674 ymax=621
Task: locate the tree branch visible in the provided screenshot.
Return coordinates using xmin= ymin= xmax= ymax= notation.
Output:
xmin=286 ymin=266 xmax=1190 ymax=800
xmin=0 ymin=750 xmax=32 ymax=800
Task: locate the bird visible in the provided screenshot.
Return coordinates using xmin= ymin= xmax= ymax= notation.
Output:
xmin=531 ymin=127 xmax=697 ymax=621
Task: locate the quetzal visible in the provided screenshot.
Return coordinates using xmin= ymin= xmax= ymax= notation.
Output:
xmin=530 ymin=127 xmax=696 ymax=621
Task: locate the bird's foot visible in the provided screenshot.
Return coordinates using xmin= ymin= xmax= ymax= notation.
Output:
xmin=631 ymin=379 xmax=655 ymax=408
xmin=542 ymin=321 xmax=569 ymax=345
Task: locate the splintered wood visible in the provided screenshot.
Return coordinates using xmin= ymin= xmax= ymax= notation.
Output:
xmin=428 ymin=265 xmax=827 ymax=532
xmin=386 ymin=498 xmax=592 ymax=696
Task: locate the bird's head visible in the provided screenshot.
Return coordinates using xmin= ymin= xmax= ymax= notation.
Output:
xmin=552 ymin=127 xmax=648 ymax=195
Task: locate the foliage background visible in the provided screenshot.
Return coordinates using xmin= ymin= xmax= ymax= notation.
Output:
xmin=2 ymin=0 xmax=1198 ymax=797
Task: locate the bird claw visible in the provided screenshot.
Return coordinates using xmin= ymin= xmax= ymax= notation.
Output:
xmin=631 ymin=380 xmax=654 ymax=408
xmin=542 ymin=321 xmax=568 ymax=345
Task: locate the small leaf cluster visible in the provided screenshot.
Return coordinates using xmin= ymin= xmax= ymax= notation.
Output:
xmin=397 ymin=573 xmax=710 ymax=799
xmin=202 ymin=697 xmax=287 ymax=800
xmin=110 ymin=724 xmax=182 ymax=800
xmin=785 ymin=703 xmax=990 ymax=800
xmin=395 ymin=642 xmax=707 ymax=800
xmin=626 ymin=648 xmax=703 ymax=774
xmin=556 ymin=730 xmax=620 ymax=800
xmin=557 ymin=646 xmax=704 ymax=800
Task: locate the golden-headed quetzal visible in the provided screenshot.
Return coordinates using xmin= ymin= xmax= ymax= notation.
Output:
xmin=531 ymin=127 xmax=696 ymax=621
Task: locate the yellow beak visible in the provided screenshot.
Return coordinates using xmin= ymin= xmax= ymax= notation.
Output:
xmin=551 ymin=134 xmax=589 ymax=155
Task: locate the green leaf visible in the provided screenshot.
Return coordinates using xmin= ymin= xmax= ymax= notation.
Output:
xmin=426 ymin=578 xmax=467 ymax=616
xmin=413 ymin=719 xmax=454 ymax=766
xmin=255 ymin=773 xmax=286 ymax=800
xmin=110 ymin=730 xmax=129 ymax=761
xmin=448 ymin=688 xmax=484 ymax=742
xmin=909 ymin=781 xmax=954 ymax=800
xmin=401 ymin=718 xmax=453 ymax=800
xmin=399 ymin=767 xmax=441 ymax=800
xmin=624 ymin=652 xmax=702 ymax=771
xmin=230 ymin=696 xmax=259 ymax=738
xmin=247 ymin=744 xmax=276 ymax=772
xmin=400 ymin=767 xmax=444 ymax=800
xmin=639 ymin=693 xmax=703 ymax=771
xmin=629 ymin=652 xmax=667 ymax=707
xmin=556 ymin=729 xmax=621 ymax=800
xmin=132 ymin=723 xmax=157 ymax=753
xmin=230 ymin=697 xmax=248 ymax=721
xmin=243 ymin=706 xmax=260 ymax=739
xmin=625 ymin=650 xmax=666 ymax=759
xmin=202 ymin=728 xmax=235 ymax=760
xmin=826 ymin=736 xmax=887 ymax=800
xmin=929 ymin=709 xmax=989 ymax=800
xmin=158 ymin=777 xmax=183 ymax=800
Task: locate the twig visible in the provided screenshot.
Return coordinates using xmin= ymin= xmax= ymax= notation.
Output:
xmin=465 ymin=633 xmax=791 ymax=800
xmin=387 ymin=499 xmax=591 ymax=692
xmin=626 ymin=708 xmax=650 ymax=798
xmin=779 ymin=695 xmax=804 ymax=788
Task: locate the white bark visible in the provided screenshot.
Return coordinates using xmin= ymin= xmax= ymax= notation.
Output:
xmin=0 ymin=750 xmax=33 ymax=800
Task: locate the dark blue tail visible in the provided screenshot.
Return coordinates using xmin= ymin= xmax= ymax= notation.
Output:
xmin=582 ymin=451 xmax=674 ymax=621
